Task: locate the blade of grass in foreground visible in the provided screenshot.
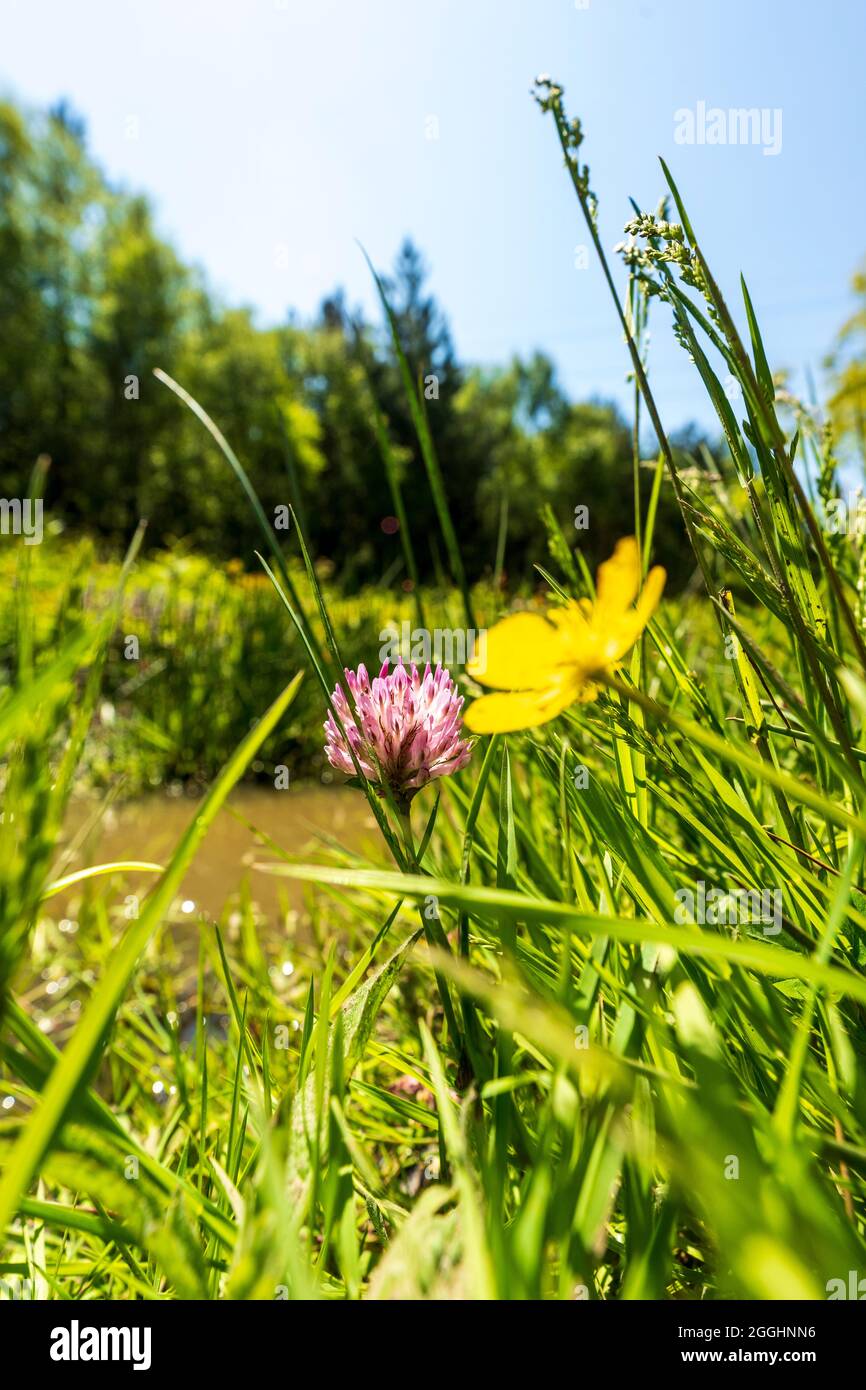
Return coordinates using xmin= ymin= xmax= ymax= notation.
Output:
xmin=360 ymin=245 xmax=475 ymax=630
xmin=606 ymin=675 xmax=866 ymax=839
xmin=0 ymin=625 xmax=99 ymax=748
xmin=254 ymin=863 xmax=866 ymax=1008
xmin=0 ymin=672 xmax=304 ymax=1245
xmin=773 ymin=835 xmax=865 ymax=1143
xmin=40 ymin=863 xmax=163 ymax=901
xmin=363 ymin=373 xmax=426 ymax=631
xmin=153 ymin=368 xmax=322 ymax=669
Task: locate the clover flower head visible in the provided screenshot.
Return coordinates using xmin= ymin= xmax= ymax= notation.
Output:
xmin=324 ymin=659 xmax=472 ymax=811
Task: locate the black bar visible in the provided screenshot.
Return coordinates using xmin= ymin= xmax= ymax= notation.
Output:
xmin=2 ymin=1296 xmax=861 ymax=1374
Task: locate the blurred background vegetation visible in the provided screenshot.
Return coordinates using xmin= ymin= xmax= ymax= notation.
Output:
xmin=2 ymin=95 xmax=865 ymax=796
xmin=0 ymin=97 xmax=720 ymax=590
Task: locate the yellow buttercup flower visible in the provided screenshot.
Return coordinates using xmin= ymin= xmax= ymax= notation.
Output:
xmin=464 ymin=537 xmax=665 ymax=734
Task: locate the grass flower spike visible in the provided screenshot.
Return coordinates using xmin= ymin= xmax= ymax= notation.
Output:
xmin=324 ymin=659 xmax=473 ymax=812
xmin=464 ymin=537 xmax=665 ymax=733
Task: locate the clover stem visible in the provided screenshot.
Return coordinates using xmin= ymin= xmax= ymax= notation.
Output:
xmin=397 ymin=807 xmax=418 ymax=870
xmin=395 ymin=805 xmax=468 ymax=1069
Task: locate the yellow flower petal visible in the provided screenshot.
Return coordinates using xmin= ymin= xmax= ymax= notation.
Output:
xmin=594 ymin=536 xmax=641 ymax=621
xmin=463 ymin=678 xmax=584 ymax=733
xmin=466 ymin=611 xmax=570 ymax=690
xmin=635 ymin=563 xmax=666 ymax=625
xmin=604 ymin=562 xmax=667 ymax=662
xmin=464 ymin=540 xmax=666 ymax=732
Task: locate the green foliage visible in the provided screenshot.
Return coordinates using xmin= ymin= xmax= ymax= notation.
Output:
xmin=0 ymin=539 xmax=491 ymax=792
xmin=3 ymin=82 xmax=866 ymax=1307
xmin=0 ymin=98 xmax=701 ymax=588
xmin=827 ymin=260 xmax=866 ymax=466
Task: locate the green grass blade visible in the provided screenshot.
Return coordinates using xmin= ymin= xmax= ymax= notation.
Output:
xmin=0 ymin=672 xmax=304 ymax=1242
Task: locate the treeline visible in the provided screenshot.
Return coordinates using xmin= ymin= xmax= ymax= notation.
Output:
xmin=0 ymin=98 xmax=708 ymax=588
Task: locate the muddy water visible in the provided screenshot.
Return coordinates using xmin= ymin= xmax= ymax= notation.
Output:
xmin=60 ymin=786 xmax=379 ymax=922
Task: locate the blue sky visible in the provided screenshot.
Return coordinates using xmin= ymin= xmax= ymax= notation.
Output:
xmin=3 ymin=0 xmax=863 ymax=434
